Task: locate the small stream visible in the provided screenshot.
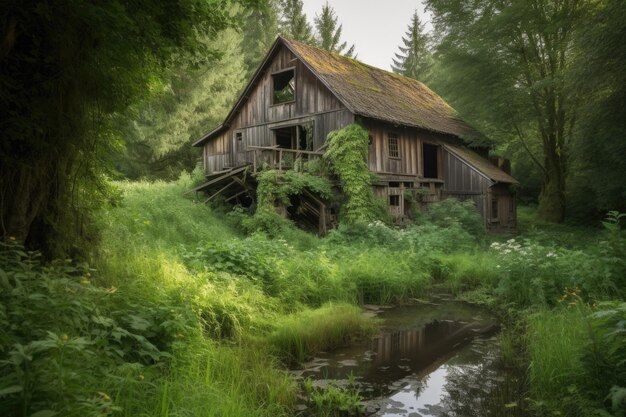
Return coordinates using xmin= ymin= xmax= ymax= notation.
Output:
xmin=291 ymin=296 xmax=528 ymax=417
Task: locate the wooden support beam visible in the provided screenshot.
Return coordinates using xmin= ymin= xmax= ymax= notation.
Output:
xmin=204 ymin=180 xmax=236 ymax=203
xmin=188 ymin=166 xmax=247 ymax=194
xmin=225 ymin=190 xmax=248 ymax=202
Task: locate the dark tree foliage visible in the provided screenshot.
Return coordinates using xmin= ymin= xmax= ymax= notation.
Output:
xmin=392 ymin=11 xmax=431 ymax=80
xmin=566 ymin=0 xmax=626 ymax=220
xmin=314 ymin=2 xmax=355 ymax=57
xmin=0 ymin=0 xmax=245 ymax=256
xmin=426 ymin=0 xmax=587 ymax=222
xmin=279 ymin=0 xmax=315 ymax=43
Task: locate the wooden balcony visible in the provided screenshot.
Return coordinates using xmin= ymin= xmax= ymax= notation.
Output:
xmin=249 ymin=146 xmax=324 ymax=174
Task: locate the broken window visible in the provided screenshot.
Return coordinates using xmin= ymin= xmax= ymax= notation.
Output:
xmin=234 ymin=131 xmax=244 ymax=152
xmin=389 ymin=195 xmax=401 ymax=206
xmin=272 ymin=69 xmax=295 ymax=104
xmin=388 ymin=133 xmax=399 ymax=158
xmin=422 ymin=143 xmax=439 ymax=178
xmin=274 ymin=124 xmax=313 ymax=150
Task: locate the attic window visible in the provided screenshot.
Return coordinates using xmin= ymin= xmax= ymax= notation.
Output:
xmin=272 ymin=68 xmax=295 ymax=104
xmin=388 ymin=133 xmax=400 ymax=159
xmin=389 ymin=195 xmax=400 ymax=206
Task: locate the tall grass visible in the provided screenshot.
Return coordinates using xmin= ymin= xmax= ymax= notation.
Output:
xmin=3 ymin=177 xmax=622 ymax=417
xmin=526 ymin=306 xmax=597 ymax=416
xmin=267 ymin=303 xmax=378 ymax=364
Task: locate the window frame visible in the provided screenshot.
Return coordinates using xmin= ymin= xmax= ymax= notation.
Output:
xmin=387 ymin=132 xmax=400 ymax=159
xmin=389 ymin=194 xmax=401 ymax=206
xmin=270 ymin=67 xmax=296 ymax=106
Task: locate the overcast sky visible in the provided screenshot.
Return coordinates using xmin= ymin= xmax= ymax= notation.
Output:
xmin=301 ymin=0 xmax=433 ymax=71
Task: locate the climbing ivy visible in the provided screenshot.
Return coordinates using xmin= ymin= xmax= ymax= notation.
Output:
xmin=324 ymin=124 xmax=385 ymax=223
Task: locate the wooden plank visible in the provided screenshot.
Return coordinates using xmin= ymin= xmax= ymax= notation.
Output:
xmin=225 ymin=190 xmax=248 ymax=202
xmin=189 ymin=166 xmax=247 ymax=193
xmin=204 ymin=180 xmax=237 ymax=203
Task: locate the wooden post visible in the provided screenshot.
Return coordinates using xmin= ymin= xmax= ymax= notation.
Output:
xmin=278 ymin=149 xmax=283 ymax=172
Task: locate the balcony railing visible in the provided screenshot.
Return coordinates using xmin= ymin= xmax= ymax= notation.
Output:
xmin=249 ymin=146 xmax=324 ymax=174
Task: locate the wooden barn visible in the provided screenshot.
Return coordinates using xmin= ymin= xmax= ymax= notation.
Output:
xmin=192 ymin=36 xmax=518 ymax=231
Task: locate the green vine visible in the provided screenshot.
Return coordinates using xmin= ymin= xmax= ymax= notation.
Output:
xmin=323 ymin=123 xmax=383 ymax=223
xmin=256 ymin=169 xmax=332 ymax=213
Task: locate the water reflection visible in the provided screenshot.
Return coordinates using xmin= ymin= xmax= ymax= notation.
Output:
xmin=293 ymin=300 xmax=527 ymax=417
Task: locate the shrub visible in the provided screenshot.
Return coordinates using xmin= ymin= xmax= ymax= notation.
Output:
xmin=0 ymin=240 xmax=191 ymax=417
xmin=581 ymin=301 xmax=626 ymax=414
xmin=417 ymin=198 xmax=485 ymax=238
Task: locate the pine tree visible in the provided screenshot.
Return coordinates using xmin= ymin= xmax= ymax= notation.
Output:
xmin=314 ymin=3 xmax=356 ymax=57
xmin=392 ymin=11 xmax=431 ymax=80
xmin=242 ymin=0 xmax=279 ymax=78
xmin=118 ymin=29 xmax=246 ymax=179
xmin=279 ymin=0 xmax=314 ymax=43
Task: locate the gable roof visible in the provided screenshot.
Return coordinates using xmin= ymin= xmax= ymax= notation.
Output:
xmin=194 ymin=36 xmax=481 ymax=146
xmin=282 ymin=37 xmax=481 ymax=139
xmin=444 ymin=144 xmax=518 ymax=184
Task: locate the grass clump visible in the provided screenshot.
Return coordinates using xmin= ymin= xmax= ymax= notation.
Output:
xmin=267 ymin=303 xmax=378 ymax=365
xmin=302 ymin=377 xmax=365 ymax=417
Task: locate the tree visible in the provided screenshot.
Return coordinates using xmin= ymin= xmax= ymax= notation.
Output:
xmin=425 ymin=0 xmax=587 ymax=222
xmin=242 ymin=0 xmax=279 ymax=78
xmin=392 ymin=10 xmax=431 ymax=80
xmin=566 ymin=0 xmax=626 ymax=219
xmin=279 ymin=0 xmax=315 ymax=43
xmin=314 ymin=2 xmax=355 ymax=57
xmin=117 ymin=29 xmax=247 ymax=180
xmin=0 ymin=0 xmax=246 ymax=255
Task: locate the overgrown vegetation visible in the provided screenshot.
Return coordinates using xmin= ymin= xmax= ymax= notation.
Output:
xmin=1 ymin=178 xmax=625 ymax=416
xmin=324 ymin=124 xmax=385 ymax=224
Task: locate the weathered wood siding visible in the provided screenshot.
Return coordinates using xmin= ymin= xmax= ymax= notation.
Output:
xmin=442 ymin=148 xmax=493 ymax=218
xmin=487 ymin=184 xmax=517 ymax=229
xmin=363 ymin=120 xmax=453 ymax=178
xmin=203 ymin=44 xmax=353 ymax=173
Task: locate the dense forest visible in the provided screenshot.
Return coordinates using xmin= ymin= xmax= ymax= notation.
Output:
xmin=1 ymin=1 xmax=625 ymax=417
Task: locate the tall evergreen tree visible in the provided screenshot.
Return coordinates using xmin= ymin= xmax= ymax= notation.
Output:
xmin=117 ymin=29 xmax=246 ymax=180
xmin=242 ymin=0 xmax=279 ymax=77
xmin=279 ymin=0 xmax=314 ymax=43
xmin=392 ymin=11 xmax=431 ymax=80
xmin=314 ymin=3 xmax=355 ymax=57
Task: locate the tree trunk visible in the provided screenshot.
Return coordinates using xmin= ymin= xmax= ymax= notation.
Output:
xmin=537 ymin=144 xmax=566 ymax=222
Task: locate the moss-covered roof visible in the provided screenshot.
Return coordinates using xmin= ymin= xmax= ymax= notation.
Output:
xmin=282 ymin=37 xmax=481 ymax=139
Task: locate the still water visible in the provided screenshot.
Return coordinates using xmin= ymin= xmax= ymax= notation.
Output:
xmin=292 ymin=297 xmax=527 ymax=417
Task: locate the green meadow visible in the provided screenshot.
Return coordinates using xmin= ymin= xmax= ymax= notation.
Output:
xmin=1 ymin=176 xmax=625 ymax=417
